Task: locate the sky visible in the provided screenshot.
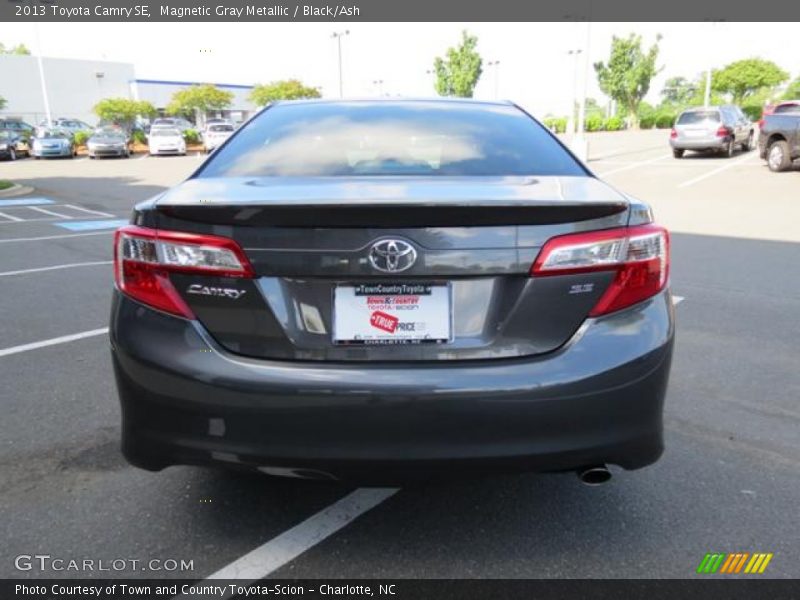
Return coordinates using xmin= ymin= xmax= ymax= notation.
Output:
xmin=3 ymin=22 xmax=798 ymax=117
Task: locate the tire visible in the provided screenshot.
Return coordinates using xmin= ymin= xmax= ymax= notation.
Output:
xmin=673 ymin=148 xmax=684 ymax=159
xmin=767 ymin=140 xmax=791 ymax=172
xmin=8 ymin=148 xmax=16 ymax=161
xmin=724 ymin=139 xmax=734 ymax=158
xmin=742 ymin=131 xmax=754 ymax=152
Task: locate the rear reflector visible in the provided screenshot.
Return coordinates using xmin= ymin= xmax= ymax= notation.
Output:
xmin=113 ymin=225 xmax=254 ymax=318
xmin=531 ymin=224 xmax=669 ymax=316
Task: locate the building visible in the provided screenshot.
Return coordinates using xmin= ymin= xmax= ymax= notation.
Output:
xmin=0 ymin=54 xmax=258 ymax=127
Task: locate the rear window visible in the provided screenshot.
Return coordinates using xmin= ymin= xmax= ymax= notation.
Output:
xmin=151 ymin=129 xmax=180 ymax=137
xmin=774 ymin=103 xmax=800 ymax=115
xmin=677 ymin=110 xmax=720 ymax=125
xmin=209 ymin=124 xmax=234 ymax=132
xmin=199 ymin=101 xmax=586 ymax=178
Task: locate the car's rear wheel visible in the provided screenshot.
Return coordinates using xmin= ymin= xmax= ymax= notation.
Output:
xmin=742 ymin=131 xmax=754 ymax=152
xmin=767 ymin=140 xmax=791 ymax=172
xmin=725 ymin=139 xmax=735 ymax=158
xmin=8 ymin=148 xmax=16 ymax=161
xmin=672 ymin=148 xmax=684 ymax=159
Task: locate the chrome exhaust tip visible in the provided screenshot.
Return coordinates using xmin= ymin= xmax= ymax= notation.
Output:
xmin=577 ymin=465 xmax=612 ymax=486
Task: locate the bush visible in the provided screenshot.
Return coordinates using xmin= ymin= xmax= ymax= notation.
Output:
xmin=182 ymin=129 xmax=200 ymax=144
xmin=131 ymin=130 xmax=147 ymax=145
xmin=72 ymin=130 xmax=91 ymax=147
xmin=603 ymin=116 xmax=625 ymax=131
xmin=655 ymin=112 xmax=676 ymax=129
xmin=741 ymin=104 xmax=762 ymax=121
xmin=639 ymin=114 xmax=656 ymax=129
xmin=585 ymin=114 xmax=604 ymax=132
xmin=542 ymin=117 xmax=567 ymax=134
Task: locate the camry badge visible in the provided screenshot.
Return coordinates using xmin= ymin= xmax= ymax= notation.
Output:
xmin=368 ymin=239 xmax=417 ymax=273
xmin=187 ymin=284 xmax=247 ymax=299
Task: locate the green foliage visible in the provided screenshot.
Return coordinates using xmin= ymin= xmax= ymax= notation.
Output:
xmin=782 ymin=77 xmax=800 ymax=100
xmin=182 ymin=129 xmax=201 ymax=145
xmin=0 ymin=42 xmax=30 ymax=55
xmin=93 ymin=98 xmax=157 ymax=130
xmin=131 ymin=130 xmax=147 ymax=145
xmin=0 ymin=95 xmax=6 ymax=111
xmin=603 ymin=116 xmax=625 ymax=131
xmin=660 ymin=76 xmax=696 ymax=106
xmin=166 ymin=85 xmax=234 ymax=118
xmin=433 ymin=31 xmax=483 ymax=98
xmin=249 ymin=79 xmax=321 ymax=105
xmin=594 ymin=34 xmax=661 ymax=128
xmin=585 ymin=114 xmax=604 ymax=132
xmin=72 ymin=130 xmax=91 ymax=147
xmin=0 ymin=180 xmax=14 ymax=191
xmin=655 ymin=112 xmax=676 ymax=129
xmin=637 ymin=102 xmax=657 ymax=128
xmin=740 ymin=104 xmax=762 ymax=121
xmin=542 ymin=117 xmax=567 ymax=133
xmin=711 ymin=59 xmax=789 ymax=104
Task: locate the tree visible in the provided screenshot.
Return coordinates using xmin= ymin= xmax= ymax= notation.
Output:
xmin=433 ymin=31 xmax=483 ymax=98
xmin=93 ymin=98 xmax=157 ymax=129
xmin=594 ymin=34 xmax=661 ymax=128
xmin=711 ymin=59 xmax=788 ymax=104
xmin=166 ymin=84 xmax=234 ymax=121
xmin=660 ymin=76 xmax=696 ymax=105
xmin=0 ymin=42 xmax=31 ymax=55
xmin=0 ymin=95 xmax=6 ymax=111
xmin=782 ymin=77 xmax=800 ymax=100
xmin=249 ymin=79 xmax=321 ymax=106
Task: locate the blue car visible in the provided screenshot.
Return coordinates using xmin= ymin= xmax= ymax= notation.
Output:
xmin=32 ymin=129 xmax=77 ymax=159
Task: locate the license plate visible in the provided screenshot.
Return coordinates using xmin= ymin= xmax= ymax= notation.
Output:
xmin=333 ymin=282 xmax=452 ymax=345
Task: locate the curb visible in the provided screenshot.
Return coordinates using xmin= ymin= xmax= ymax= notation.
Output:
xmin=0 ymin=184 xmax=35 ymax=198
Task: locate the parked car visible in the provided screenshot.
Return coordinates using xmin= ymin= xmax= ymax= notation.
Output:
xmin=670 ymin=105 xmax=754 ymax=158
xmin=37 ymin=118 xmax=94 ymax=135
xmin=111 ymin=99 xmax=674 ymax=484
xmin=0 ymin=119 xmax=35 ymax=144
xmin=0 ymin=129 xmax=32 ymax=160
xmin=147 ymin=128 xmax=186 ymax=156
xmin=758 ymin=107 xmax=800 ymax=172
xmin=87 ymin=127 xmax=133 ymax=159
xmin=150 ymin=117 xmax=193 ymax=132
xmin=31 ymin=128 xmax=76 ymax=159
xmin=202 ymin=122 xmax=235 ymax=153
xmin=758 ymin=99 xmax=800 ymax=129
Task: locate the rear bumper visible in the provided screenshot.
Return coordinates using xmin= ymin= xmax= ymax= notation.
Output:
xmin=670 ymin=137 xmax=728 ymax=150
xmin=110 ymin=290 xmax=675 ymax=481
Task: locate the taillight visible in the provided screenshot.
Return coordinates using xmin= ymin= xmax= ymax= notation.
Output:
xmin=113 ymin=225 xmax=254 ymax=318
xmin=715 ymin=125 xmax=730 ymax=137
xmin=670 ymin=128 xmax=678 ymax=139
xmin=531 ymin=224 xmax=669 ymax=317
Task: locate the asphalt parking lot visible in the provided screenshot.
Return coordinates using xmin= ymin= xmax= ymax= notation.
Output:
xmin=1 ymin=130 xmax=798 ymax=583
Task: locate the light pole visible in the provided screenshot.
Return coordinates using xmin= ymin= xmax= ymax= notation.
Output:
xmin=703 ymin=22 xmax=717 ymax=107
xmin=34 ymin=23 xmax=53 ymax=127
xmin=486 ymin=60 xmax=500 ymax=100
xmin=331 ymin=30 xmax=349 ymax=98
xmin=567 ymin=49 xmax=583 ymax=136
xmin=372 ymin=79 xmax=384 ymax=96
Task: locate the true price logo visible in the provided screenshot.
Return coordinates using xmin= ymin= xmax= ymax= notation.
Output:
xmin=370 ymin=311 xmax=399 ymax=333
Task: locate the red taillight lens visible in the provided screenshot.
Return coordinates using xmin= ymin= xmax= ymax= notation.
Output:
xmin=715 ymin=126 xmax=730 ymax=137
xmin=531 ymin=224 xmax=669 ymax=317
xmin=113 ymin=225 xmax=255 ymax=318
xmin=670 ymin=128 xmax=678 ymax=139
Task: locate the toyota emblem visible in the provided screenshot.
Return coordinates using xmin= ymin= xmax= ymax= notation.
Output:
xmin=368 ymin=239 xmax=417 ymax=273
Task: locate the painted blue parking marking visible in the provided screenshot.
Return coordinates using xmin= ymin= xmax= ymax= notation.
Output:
xmin=54 ymin=219 xmax=129 ymax=231
xmin=0 ymin=197 xmax=55 ymax=207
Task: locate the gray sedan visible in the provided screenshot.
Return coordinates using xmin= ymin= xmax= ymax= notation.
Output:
xmin=87 ymin=127 xmax=132 ymax=159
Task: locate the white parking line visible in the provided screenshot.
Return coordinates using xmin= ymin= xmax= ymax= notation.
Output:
xmin=28 ymin=206 xmax=74 ymax=219
xmin=0 ymin=327 xmax=109 ymax=358
xmin=177 ymin=488 xmax=398 ymax=597
xmin=0 ymin=211 xmax=23 ymax=222
xmin=673 ymin=295 xmax=685 ymax=305
xmin=0 ymin=261 xmax=112 ymax=277
xmin=596 ymin=153 xmax=671 ymax=177
xmin=677 ymin=152 xmax=759 ymax=188
xmin=0 ymin=231 xmax=114 ymax=243
xmin=62 ymin=204 xmax=116 ymax=217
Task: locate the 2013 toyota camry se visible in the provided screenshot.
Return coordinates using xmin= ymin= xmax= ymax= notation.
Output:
xmin=110 ymin=99 xmax=674 ymax=484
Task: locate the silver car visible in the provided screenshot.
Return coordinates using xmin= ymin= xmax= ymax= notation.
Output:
xmin=670 ymin=106 xmax=754 ymax=158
